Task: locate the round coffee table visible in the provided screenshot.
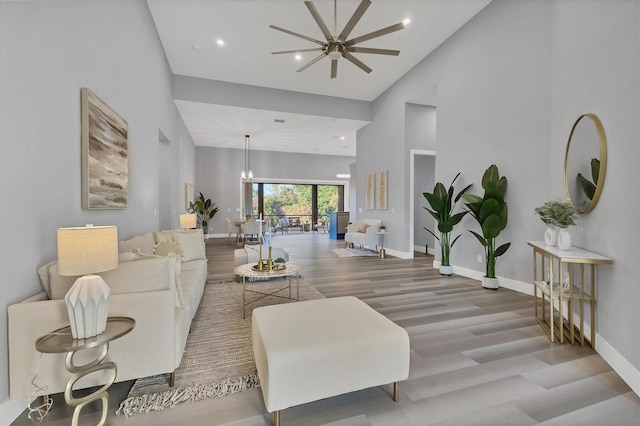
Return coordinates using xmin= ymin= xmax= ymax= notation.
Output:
xmin=234 ymin=262 xmax=301 ymax=318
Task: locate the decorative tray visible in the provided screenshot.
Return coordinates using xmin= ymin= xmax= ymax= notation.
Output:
xmin=252 ymin=263 xmax=286 ymax=272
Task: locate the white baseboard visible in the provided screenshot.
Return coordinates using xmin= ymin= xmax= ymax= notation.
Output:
xmin=413 ymin=245 xmax=436 ymax=255
xmin=1 ymin=397 xmax=28 ymax=425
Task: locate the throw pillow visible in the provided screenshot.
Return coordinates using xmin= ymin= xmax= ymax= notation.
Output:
xmin=37 ymin=261 xmax=56 ymax=298
xmin=119 ymin=251 xmax=140 ymax=262
xmin=174 ymin=231 xmax=206 ymax=262
xmin=154 ymin=241 xmax=182 ymax=257
xmin=136 ymin=251 xmax=184 ymax=308
xmin=153 ymin=230 xmax=174 ymax=244
xmin=360 ymin=223 xmax=371 ymax=233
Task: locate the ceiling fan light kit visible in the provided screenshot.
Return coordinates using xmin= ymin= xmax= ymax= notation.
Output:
xmin=270 ymin=0 xmax=404 ymax=79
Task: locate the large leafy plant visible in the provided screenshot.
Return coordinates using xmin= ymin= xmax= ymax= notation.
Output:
xmin=423 ymin=172 xmax=472 ymax=267
xmin=463 ymin=165 xmax=510 ymax=279
xmin=189 ymin=192 xmax=219 ymax=232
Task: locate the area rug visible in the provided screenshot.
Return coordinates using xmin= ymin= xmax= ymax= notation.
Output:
xmin=330 ymin=247 xmax=378 ymax=258
xmin=116 ymin=278 xmax=324 ymax=417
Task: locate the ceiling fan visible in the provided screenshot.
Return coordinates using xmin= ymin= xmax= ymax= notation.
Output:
xmin=269 ymin=0 xmax=405 ymax=79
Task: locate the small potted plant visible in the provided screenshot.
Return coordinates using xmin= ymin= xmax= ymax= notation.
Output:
xmin=189 ymin=192 xmax=219 ymax=239
xmin=379 ymin=225 xmax=386 ymax=232
xmin=463 ymin=165 xmax=510 ymax=289
xmin=423 ymin=172 xmax=472 ymax=276
xmin=534 ymin=201 xmax=576 ymax=248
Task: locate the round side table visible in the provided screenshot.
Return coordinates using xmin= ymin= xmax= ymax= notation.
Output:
xmin=375 ymin=231 xmax=390 ymax=258
xmin=35 ymin=316 xmax=135 ymax=426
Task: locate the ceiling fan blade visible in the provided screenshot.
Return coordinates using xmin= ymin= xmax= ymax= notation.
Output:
xmin=343 ymin=52 xmax=372 ymax=74
xmin=272 ymin=48 xmax=323 ymax=55
xmin=304 ymin=1 xmax=333 ymax=41
xmin=269 ymin=25 xmax=324 ymax=45
xmin=345 ymin=22 xmax=405 ymax=47
xmin=347 ymin=47 xmax=400 ymax=56
xmin=331 ymin=59 xmax=338 ymax=79
xmin=297 ymin=53 xmax=326 ymax=72
xmin=337 ymin=0 xmax=371 ymax=42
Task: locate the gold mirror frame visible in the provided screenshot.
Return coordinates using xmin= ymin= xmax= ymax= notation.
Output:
xmin=564 ymin=113 xmax=608 ymax=214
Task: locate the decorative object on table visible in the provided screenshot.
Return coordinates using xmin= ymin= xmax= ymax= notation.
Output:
xmin=188 ymin=192 xmax=219 ymax=238
xmin=179 ymin=213 xmax=197 ymax=229
xmin=57 ymin=226 xmax=119 ymax=338
xmin=534 ymin=201 xmax=576 ymax=249
xmin=117 ymin=279 xmax=324 ymax=417
xmin=376 ymin=170 xmax=388 ymax=210
xmin=268 ymin=0 xmax=405 ymax=79
xmin=366 ymin=173 xmax=375 ymax=209
xmin=422 ymin=172 xmax=472 ymax=276
xmin=379 ymin=225 xmax=386 ymax=232
xmin=463 ymin=165 xmax=510 ymax=290
xmin=81 ymin=88 xmax=128 ymax=209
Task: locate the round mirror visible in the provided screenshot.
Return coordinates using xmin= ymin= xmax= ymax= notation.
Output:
xmin=564 ymin=113 xmax=607 ymax=214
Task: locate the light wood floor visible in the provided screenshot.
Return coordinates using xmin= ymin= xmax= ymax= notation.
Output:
xmin=13 ymin=233 xmax=639 ymax=425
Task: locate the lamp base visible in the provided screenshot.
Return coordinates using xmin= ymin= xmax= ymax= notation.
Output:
xmin=65 ymin=275 xmax=111 ymax=339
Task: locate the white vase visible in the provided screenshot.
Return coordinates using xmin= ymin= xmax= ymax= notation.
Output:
xmin=482 ymin=276 xmax=499 ymax=290
xmin=558 ymin=228 xmax=572 ymax=251
xmin=439 ymin=265 xmax=453 ymax=276
xmin=544 ymin=224 xmax=558 ymax=247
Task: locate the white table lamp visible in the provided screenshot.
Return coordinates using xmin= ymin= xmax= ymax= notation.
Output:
xmin=57 ymin=226 xmax=118 ymax=339
xmin=179 ymin=213 xmax=197 ymax=229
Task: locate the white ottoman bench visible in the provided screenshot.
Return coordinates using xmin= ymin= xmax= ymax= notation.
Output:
xmin=252 ymin=296 xmax=410 ymax=426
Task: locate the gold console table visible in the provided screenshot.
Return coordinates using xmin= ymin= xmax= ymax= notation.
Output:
xmin=528 ymin=241 xmax=611 ymax=348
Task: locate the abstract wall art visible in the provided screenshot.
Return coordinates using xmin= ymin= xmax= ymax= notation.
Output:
xmin=366 ymin=173 xmax=375 ymax=210
xmin=81 ymin=88 xmax=128 ymax=209
xmin=376 ymin=170 xmax=388 ymax=210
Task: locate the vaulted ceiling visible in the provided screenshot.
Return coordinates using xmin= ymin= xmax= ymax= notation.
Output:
xmin=147 ymin=0 xmax=491 ymax=155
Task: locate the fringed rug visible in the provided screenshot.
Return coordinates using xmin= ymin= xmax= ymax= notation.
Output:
xmin=116 ymin=278 xmax=324 ymax=417
xmin=330 ymin=247 xmax=378 ymax=258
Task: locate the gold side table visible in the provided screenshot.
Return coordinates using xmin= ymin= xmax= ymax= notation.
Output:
xmin=528 ymin=241 xmax=611 ymax=348
xmin=35 ymin=316 xmax=135 ymax=426
xmin=375 ymin=231 xmax=389 ymax=258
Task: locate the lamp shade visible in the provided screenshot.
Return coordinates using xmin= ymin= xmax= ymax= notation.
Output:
xmin=179 ymin=213 xmax=197 ymax=229
xmin=57 ymin=226 xmax=118 ymax=276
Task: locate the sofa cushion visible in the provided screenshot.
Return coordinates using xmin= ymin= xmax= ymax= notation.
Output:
xmin=48 ymin=256 xmax=171 ymax=300
xmin=174 ymin=231 xmax=206 ymax=262
xmin=154 ymin=241 xmax=182 ymax=257
xmin=118 ymin=232 xmax=155 ymax=254
xmin=153 ymin=230 xmax=174 ymax=244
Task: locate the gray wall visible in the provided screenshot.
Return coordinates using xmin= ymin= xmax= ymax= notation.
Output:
xmin=195 ymin=147 xmax=354 ymax=234
xmin=0 ymin=0 xmax=196 ymax=412
xmin=356 ymin=0 xmax=639 ymax=382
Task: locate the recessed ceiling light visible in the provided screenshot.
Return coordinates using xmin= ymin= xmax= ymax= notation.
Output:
xmin=192 ymin=44 xmax=201 ymax=51
xmin=336 ymin=174 xmax=351 ymax=178
xmin=295 ymin=54 xmax=302 ymax=61
xmin=403 ymin=18 xmax=411 ymax=25
xmin=216 ymin=39 xmax=225 ymax=46
xmin=274 ymin=118 xmax=286 ymax=123
xmin=340 ymin=136 xmax=346 ymax=140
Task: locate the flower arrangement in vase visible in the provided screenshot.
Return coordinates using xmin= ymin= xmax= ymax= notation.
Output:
xmin=534 ymin=201 xmax=576 ymax=250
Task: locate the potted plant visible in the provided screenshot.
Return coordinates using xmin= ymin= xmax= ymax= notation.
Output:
xmin=189 ymin=192 xmax=219 ymax=239
xmin=379 ymin=225 xmax=386 ymax=232
xmin=422 ymin=172 xmax=472 ymax=276
xmin=462 ymin=165 xmax=510 ymax=289
xmin=534 ymin=201 xmax=576 ymax=248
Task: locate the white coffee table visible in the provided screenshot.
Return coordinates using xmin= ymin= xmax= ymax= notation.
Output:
xmin=234 ymin=262 xmax=301 ymax=318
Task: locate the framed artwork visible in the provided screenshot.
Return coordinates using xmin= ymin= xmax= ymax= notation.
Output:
xmin=366 ymin=173 xmax=375 ymax=209
xmin=185 ymin=183 xmax=194 ymax=210
xmin=376 ymin=171 xmax=388 ymax=210
xmin=81 ymin=88 xmax=128 ymax=209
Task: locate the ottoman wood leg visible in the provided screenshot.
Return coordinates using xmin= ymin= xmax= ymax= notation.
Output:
xmin=274 ymin=410 xmax=280 ymax=426
xmin=393 ymin=381 xmax=399 ymax=402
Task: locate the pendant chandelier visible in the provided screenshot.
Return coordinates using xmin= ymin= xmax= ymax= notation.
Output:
xmin=241 ymin=134 xmax=253 ymax=181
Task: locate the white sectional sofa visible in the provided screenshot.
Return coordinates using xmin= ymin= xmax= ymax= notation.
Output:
xmin=344 ymin=219 xmax=382 ymax=250
xmin=8 ymin=228 xmax=208 ymax=399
